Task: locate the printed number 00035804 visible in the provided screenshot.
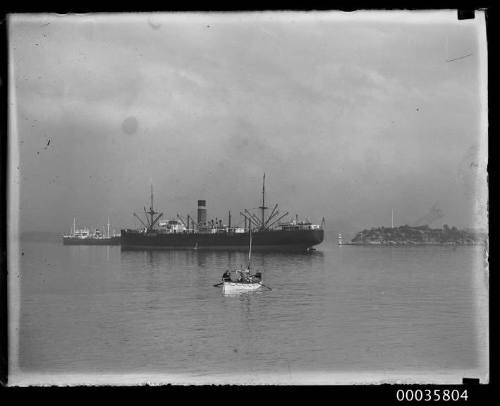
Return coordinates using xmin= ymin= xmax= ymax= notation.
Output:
xmin=396 ymin=389 xmax=468 ymax=402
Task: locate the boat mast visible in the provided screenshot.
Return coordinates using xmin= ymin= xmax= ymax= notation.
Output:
xmin=258 ymin=173 xmax=268 ymax=230
xmin=107 ymin=216 xmax=110 ymax=238
xmin=248 ymin=227 xmax=252 ymax=269
xmin=73 ymin=217 xmax=76 ymax=234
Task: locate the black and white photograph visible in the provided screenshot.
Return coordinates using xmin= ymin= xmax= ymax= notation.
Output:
xmin=6 ymin=10 xmax=488 ymax=386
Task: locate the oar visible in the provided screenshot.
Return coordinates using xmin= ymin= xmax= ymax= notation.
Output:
xmin=213 ymin=282 xmax=223 ymax=287
xmin=260 ymin=283 xmax=272 ymax=291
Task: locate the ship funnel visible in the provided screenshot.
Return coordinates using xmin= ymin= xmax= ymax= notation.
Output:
xmin=197 ymin=200 xmax=207 ymax=226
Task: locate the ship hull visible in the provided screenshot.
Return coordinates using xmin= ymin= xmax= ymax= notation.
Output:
xmin=120 ymin=229 xmax=324 ymax=251
xmin=62 ymin=236 xmax=121 ymax=245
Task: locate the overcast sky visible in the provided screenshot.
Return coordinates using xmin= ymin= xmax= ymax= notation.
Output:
xmin=9 ymin=11 xmax=488 ymax=235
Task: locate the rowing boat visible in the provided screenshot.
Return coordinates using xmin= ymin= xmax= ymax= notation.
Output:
xmin=218 ymin=228 xmax=267 ymax=293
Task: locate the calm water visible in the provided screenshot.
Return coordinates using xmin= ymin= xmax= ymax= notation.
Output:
xmin=14 ymin=234 xmax=488 ymax=383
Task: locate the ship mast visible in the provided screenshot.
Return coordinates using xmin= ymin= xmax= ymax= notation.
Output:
xmin=144 ymin=184 xmax=163 ymax=232
xmin=107 ymin=216 xmax=110 ymax=238
xmin=146 ymin=184 xmax=157 ymax=231
xmin=150 ymin=184 xmax=154 ymax=227
xmin=239 ymin=174 xmax=288 ymax=231
xmin=258 ymin=173 xmax=268 ymax=230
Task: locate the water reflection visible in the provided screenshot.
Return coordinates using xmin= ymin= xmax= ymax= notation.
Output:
xmin=119 ymin=248 xmax=324 ymax=270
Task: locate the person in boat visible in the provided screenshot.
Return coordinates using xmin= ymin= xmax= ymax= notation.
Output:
xmin=222 ymin=270 xmax=231 ymax=282
xmin=240 ymin=267 xmax=252 ymax=283
xmin=236 ymin=269 xmax=244 ymax=282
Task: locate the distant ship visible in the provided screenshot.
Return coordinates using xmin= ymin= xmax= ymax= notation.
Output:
xmin=63 ymin=217 xmax=121 ymax=245
xmin=121 ymin=175 xmax=324 ymax=251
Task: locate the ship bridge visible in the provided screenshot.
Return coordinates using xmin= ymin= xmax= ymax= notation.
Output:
xmin=158 ymin=219 xmax=186 ymax=233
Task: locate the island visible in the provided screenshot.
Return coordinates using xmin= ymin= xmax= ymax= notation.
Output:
xmin=348 ymin=225 xmax=487 ymax=246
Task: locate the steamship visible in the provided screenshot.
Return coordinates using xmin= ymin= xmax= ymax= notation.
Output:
xmin=63 ymin=217 xmax=121 ymax=245
xmin=120 ymin=175 xmax=324 ymax=251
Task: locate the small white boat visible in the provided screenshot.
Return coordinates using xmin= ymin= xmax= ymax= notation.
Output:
xmin=221 ymin=269 xmax=263 ymax=293
xmin=217 ymin=229 xmax=268 ymax=293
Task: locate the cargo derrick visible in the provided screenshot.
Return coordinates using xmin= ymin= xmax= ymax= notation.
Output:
xmin=240 ymin=174 xmax=289 ymax=232
xmin=133 ymin=184 xmax=163 ymax=232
